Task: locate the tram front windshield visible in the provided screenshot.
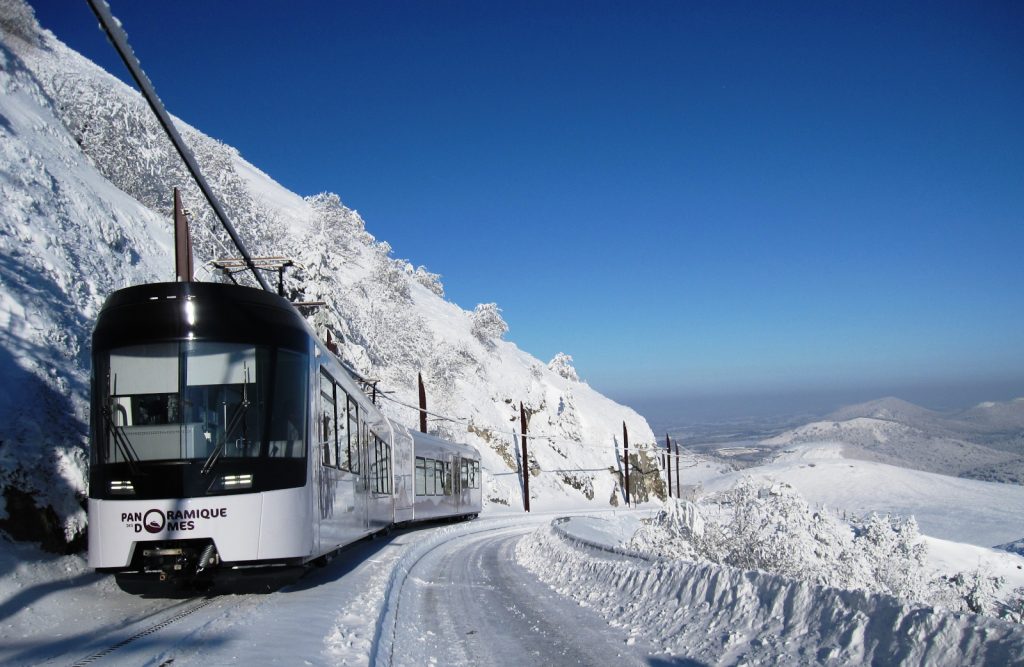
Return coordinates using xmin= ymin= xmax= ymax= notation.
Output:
xmin=93 ymin=341 xmax=308 ymax=497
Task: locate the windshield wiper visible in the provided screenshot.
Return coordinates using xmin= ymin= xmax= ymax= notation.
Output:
xmin=102 ymin=403 xmax=142 ymax=476
xmin=200 ymin=381 xmax=251 ymax=476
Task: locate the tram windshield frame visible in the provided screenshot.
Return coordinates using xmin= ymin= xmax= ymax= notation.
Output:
xmin=91 ymin=340 xmax=309 ymax=500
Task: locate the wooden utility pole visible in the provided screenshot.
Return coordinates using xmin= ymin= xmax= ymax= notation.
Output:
xmin=623 ymin=421 xmax=630 ymax=506
xmin=417 ymin=373 xmax=427 ymax=433
xmin=520 ymin=402 xmax=530 ymax=512
xmin=666 ymin=433 xmax=672 ymax=499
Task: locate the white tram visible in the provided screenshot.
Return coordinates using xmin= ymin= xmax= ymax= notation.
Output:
xmin=87 ymin=281 xmax=481 ymax=590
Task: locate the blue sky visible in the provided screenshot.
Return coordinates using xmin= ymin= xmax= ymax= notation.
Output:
xmin=32 ymin=1 xmax=1024 ymax=419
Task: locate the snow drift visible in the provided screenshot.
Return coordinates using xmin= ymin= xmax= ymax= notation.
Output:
xmin=517 ymin=516 xmax=1024 ymax=666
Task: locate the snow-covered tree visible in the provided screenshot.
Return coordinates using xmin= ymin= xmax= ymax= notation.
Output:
xmin=631 ymin=480 xmax=941 ymax=602
xmin=630 ymin=499 xmax=704 ymax=559
xmin=0 ymin=0 xmax=40 ymax=45
xmin=851 ymin=513 xmax=929 ymax=601
xmin=370 ymin=243 xmax=411 ymax=302
xmin=548 ymin=352 xmax=580 ymax=382
xmin=413 ymin=266 xmax=445 ymax=297
xmin=471 ymin=303 xmax=508 ymax=343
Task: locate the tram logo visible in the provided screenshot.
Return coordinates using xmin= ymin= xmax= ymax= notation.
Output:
xmin=121 ymin=507 xmax=228 ymax=534
xmin=143 ymin=509 xmax=165 ymax=534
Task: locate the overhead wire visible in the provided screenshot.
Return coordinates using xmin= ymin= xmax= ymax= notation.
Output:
xmin=373 ymin=387 xmax=702 ymax=465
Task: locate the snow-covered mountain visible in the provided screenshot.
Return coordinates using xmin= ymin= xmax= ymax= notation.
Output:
xmin=825 ymin=396 xmax=943 ymax=424
xmin=0 ymin=2 xmax=658 ymax=551
xmin=761 ymin=397 xmax=1024 ymax=484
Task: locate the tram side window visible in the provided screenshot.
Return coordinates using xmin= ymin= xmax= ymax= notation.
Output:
xmin=432 ymin=460 xmax=442 ymax=495
xmin=372 ymin=435 xmax=391 ymax=495
xmin=415 ymin=457 xmax=427 ymax=496
xmin=266 ymin=350 xmax=307 ymax=458
xmin=336 ymin=390 xmax=350 ymax=471
xmin=416 ymin=456 xmax=459 ymax=496
xmin=460 ymin=460 xmax=469 ymax=490
xmin=319 ymin=371 xmax=337 ymax=467
xmin=347 ymin=396 xmax=359 ymax=474
xmin=469 ymin=461 xmax=480 ymax=489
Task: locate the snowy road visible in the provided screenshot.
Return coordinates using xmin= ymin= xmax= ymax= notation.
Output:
xmin=5 ymin=509 xmax=1024 ymax=666
xmin=5 ymin=513 xmax=657 ymax=667
xmin=382 ymin=524 xmax=653 ymax=667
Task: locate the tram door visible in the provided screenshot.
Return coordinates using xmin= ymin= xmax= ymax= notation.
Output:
xmin=449 ymin=453 xmax=460 ymax=514
xmin=318 ymin=370 xmax=361 ymax=550
xmin=456 ymin=455 xmax=469 ymax=512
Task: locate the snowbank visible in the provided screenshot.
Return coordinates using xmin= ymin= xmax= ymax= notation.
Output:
xmin=517 ymin=518 xmax=1024 ymax=666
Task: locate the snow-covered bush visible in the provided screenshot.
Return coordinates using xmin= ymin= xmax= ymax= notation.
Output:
xmin=413 ymin=266 xmax=444 ymax=297
xmin=929 ymin=568 xmax=1007 ymax=617
xmin=0 ymin=0 xmax=40 ymax=46
xmin=851 ymin=512 xmax=929 ymax=601
xmin=1001 ymin=587 xmax=1024 ymax=624
xmin=632 ymin=480 xmax=938 ymax=604
xmin=696 ymin=480 xmax=867 ymax=587
xmin=471 ymin=303 xmax=508 ymax=343
xmin=630 ymin=499 xmax=704 ymax=559
xmin=548 ymin=352 xmax=580 ymax=382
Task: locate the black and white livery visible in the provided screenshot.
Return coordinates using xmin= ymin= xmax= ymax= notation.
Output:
xmin=87 ymin=281 xmax=482 ymax=589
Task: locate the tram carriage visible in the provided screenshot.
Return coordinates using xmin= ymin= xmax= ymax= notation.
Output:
xmin=87 ymin=280 xmax=482 ymax=589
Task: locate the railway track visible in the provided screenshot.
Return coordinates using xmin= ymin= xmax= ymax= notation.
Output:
xmin=58 ymin=596 xmax=215 ymax=667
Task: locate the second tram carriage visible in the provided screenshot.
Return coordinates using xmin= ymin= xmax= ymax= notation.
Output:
xmin=87 ymin=280 xmax=481 ymax=589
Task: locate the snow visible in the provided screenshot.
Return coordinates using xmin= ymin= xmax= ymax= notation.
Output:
xmin=1 ymin=3 xmax=1023 ymax=664
xmin=518 ymin=518 xmax=1024 ymax=666
xmin=701 ymin=443 xmax=1024 ymax=547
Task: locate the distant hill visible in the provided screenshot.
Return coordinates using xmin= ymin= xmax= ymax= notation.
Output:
xmin=763 ymin=397 xmax=1024 ymax=485
xmin=826 ymin=396 xmax=942 ymax=424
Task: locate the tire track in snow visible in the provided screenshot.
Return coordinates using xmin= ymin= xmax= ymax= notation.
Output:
xmin=370 ymin=516 xmax=550 ymax=666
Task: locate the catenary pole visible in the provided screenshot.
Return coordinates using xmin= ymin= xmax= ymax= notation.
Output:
xmin=675 ymin=438 xmax=681 ymax=498
xmin=623 ymin=421 xmax=630 ymax=506
xmin=173 ymin=188 xmax=194 ymax=282
xmin=666 ymin=433 xmax=672 ymax=499
xmin=418 ymin=373 xmax=427 ymax=433
xmin=520 ymin=402 xmax=530 ymax=512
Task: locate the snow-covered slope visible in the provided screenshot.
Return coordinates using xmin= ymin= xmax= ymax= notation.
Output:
xmin=0 ymin=19 xmax=174 ymax=549
xmin=762 ymin=397 xmax=1024 ymax=484
xmin=702 ymin=443 xmax=1024 ymax=548
xmin=0 ymin=3 xmax=656 ymax=550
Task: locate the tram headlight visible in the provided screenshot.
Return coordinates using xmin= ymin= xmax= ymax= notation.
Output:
xmin=109 ymin=480 xmax=135 ymax=495
xmin=218 ymin=474 xmax=253 ymax=490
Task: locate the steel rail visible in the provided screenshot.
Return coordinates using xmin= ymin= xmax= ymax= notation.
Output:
xmin=68 ymin=596 xmax=215 ymax=666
